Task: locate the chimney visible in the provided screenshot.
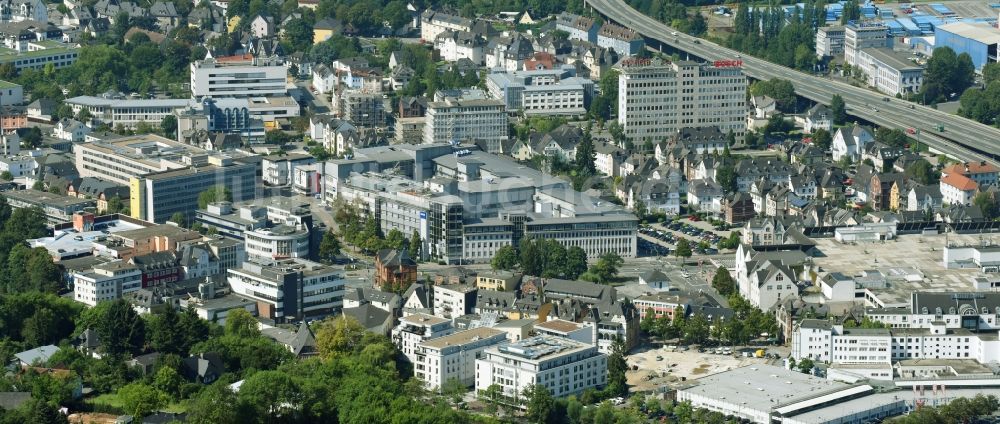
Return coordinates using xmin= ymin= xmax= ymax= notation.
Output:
xmin=73 ymin=211 xmax=94 ymax=232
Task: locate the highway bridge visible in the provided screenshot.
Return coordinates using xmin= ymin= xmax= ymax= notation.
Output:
xmin=588 ymin=0 xmax=1000 ymax=166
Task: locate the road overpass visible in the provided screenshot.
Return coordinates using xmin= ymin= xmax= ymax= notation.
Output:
xmin=588 ymin=0 xmax=1000 ymax=166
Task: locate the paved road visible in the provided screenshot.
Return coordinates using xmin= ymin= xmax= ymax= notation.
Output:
xmin=588 ymin=0 xmax=1000 ymax=166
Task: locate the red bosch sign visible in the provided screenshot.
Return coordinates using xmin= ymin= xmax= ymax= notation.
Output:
xmin=713 ymin=60 xmax=743 ymax=68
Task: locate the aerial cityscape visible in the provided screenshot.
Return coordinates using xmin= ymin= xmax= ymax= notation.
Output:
xmin=1 ymin=0 xmax=1000 ymax=422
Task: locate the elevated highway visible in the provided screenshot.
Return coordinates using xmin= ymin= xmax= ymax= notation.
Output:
xmin=589 ymin=0 xmax=1000 ymax=165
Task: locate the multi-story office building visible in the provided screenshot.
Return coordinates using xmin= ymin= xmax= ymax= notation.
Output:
xmin=227 ymin=258 xmax=344 ymax=322
xmin=844 ymin=22 xmax=889 ymax=68
xmin=74 ymin=135 xmax=260 ymax=224
xmin=423 ymin=89 xmax=507 ymax=153
xmin=791 ymin=320 xmax=891 ymax=364
xmin=244 ymin=224 xmax=310 ymax=262
xmin=64 ymin=96 xmax=190 ymax=129
xmin=855 ymin=47 xmax=923 ymax=95
xmin=616 ymin=57 xmax=746 ymax=143
xmin=475 ymin=336 xmax=607 ymax=400
xmin=416 ymin=327 xmax=507 ymax=391
xmin=0 ymin=43 xmax=78 ymax=71
xmin=486 ymin=66 xmax=593 ymax=116
xmin=177 ymin=96 xmax=300 ymax=144
xmin=392 ymin=313 xmax=455 ymax=364
xmin=129 ymin=156 xmax=258 ymax=223
xmin=4 ymin=189 xmax=96 ymax=224
xmin=816 ymin=25 xmax=845 ymax=59
xmin=524 ymin=215 xmax=638 ymax=259
xmin=72 ymin=261 xmax=142 ymax=306
xmin=190 ymin=54 xmax=286 ymax=98
xmin=195 ymin=198 xmax=312 ymax=241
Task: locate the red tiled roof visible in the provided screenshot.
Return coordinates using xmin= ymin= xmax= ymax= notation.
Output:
xmin=941 ymin=173 xmax=978 ymax=191
xmin=943 ymin=162 xmax=1000 ymax=176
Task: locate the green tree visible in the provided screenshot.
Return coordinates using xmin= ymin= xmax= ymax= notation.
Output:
xmin=922 ymin=47 xmax=976 ymax=104
xmin=0 ymin=171 xmax=12 ymax=181
xmin=315 ymin=315 xmax=366 ymax=360
xmin=589 ymin=252 xmax=623 ymax=284
xmin=238 ymin=370 xmax=300 ymax=420
xmin=169 ymin=212 xmax=187 ymax=227
xmin=152 ymin=366 xmax=184 ymax=401
xmin=224 ymin=308 xmax=259 ymax=338
xmin=750 ymin=79 xmax=796 ymax=112
xmin=408 ymin=229 xmax=421 ymax=259
xmin=106 ymin=195 xmax=127 ymax=214
xmin=830 ymin=94 xmax=847 ymax=125
xmin=716 ymin=164 xmax=737 ymax=193
xmin=974 ymin=192 xmax=998 ymax=220
xmin=117 ymin=382 xmax=167 ymax=418
xmin=797 ymin=358 xmax=815 ymax=373
xmin=812 ymin=128 xmax=832 ymax=151
xmin=564 ymin=246 xmax=588 ymax=279
xmin=318 ymin=230 xmax=341 ymax=263
xmin=683 ymin=313 xmax=710 ymax=345
xmin=491 ymin=245 xmax=519 ymax=271
xmin=197 ymin=186 xmax=233 ymax=209
xmin=22 ymin=308 xmax=59 ymax=347
xmin=605 ymin=337 xmax=629 ymax=397
xmin=481 ymin=383 xmax=504 ymax=417
xmin=160 ymin=115 xmax=177 ymax=138
xmin=905 ymin=159 xmax=938 ymax=185
xmin=384 ymin=228 xmax=405 ymax=251
xmin=575 ymin=131 xmax=596 ymax=174
xmin=522 ymin=384 xmax=555 ymax=424
xmin=88 ymin=299 xmax=145 ymax=357
xmin=186 ymin=383 xmax=239 ymax=424
xmin=712 ymin=266 xmax=736 ymax=296
xmin=20 ymin=127 xmax=41 ymax=148
xmin=841 ymin=0 xmax=860 ymax=23
xmin=675 ymin=238 xmax=692 ymax=259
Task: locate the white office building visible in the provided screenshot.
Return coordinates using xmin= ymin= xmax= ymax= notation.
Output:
xmin=392 ymin=313 xmax=455 ymax=364
xmin=72 ymin=261 xmax=142 ymax=306
xmin=423 ymin=89 xmax=507 ymax=153
xmin=227 ymin=258 xmax=344 ymax=322
xmin=845 ymin=22 xmax=889 ymax=68
xmin=475 ymin=336 xmax=607 ymax=401
xmin=416 ymin=327 xmax=507 ymax=391
xmin=616 ymin=57 xmax=746 ymax=143
xmin=65 ymin=96 xmax=191 ymax=129
xmin=190 ymin=55 xmax=287 ymax=98
xmin=856 ymin=48 xmax=923 ymax=95
xmin=244 ymin=224 xmax=310 ymax=262
xmin=486 ymin=66 xmax=592 ymax=116
xmin=816 ymin=25 xmax=845 ymax=59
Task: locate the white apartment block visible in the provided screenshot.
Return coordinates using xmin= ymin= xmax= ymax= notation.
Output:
xmin=616 ymin=57 xmax=746 ymax=143
xmin=867 ymin=292 xmax=1000 ymax=332
xmin=226 ymin=258 xmax=344 ymax=322
xmin=420 ymin=10 xmax=472 ymax=42
xmin=415 ymin=327 xmax=507 ymax=391
xmin=244 ymin=224 xmax=310 ymax=262
xmin=856 ymin=48 xmax=923 ymax=96
xmin=72 ymin=261 xmax=142 ymax=306
xmin=392 ymin=313 xmax=455 ymax=364
xmin=791 ymin=321 xmax=891 ymax=364
xmin=940 ymin=173 xmax=978 ymax=206
xmin=190 ymin=56 xmax=287 ymax=98
xmin=844 ymin=22 xmax=889 ymax=68
xmin=434 ymin=30 xmax=484 ymax=65
xmin=423 ymin=91 xmax=507 ymax=154
xmin=475 ymin=336 xmax=607 ymax=401
xmin=432 ymin=284 xmax=476 ymax=319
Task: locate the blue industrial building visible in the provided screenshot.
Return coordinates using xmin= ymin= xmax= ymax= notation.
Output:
xmin=935 ymin=22 xmax=1000 ymax=71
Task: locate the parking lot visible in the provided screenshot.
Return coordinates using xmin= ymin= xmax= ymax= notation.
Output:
xmin=626 ymin=344 xmax=787 ymax=392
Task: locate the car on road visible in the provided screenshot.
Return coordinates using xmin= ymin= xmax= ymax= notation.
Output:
xmin=671 ymin=31 xmax=678 ymax=36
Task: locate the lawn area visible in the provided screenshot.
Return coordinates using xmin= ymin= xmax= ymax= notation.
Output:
xmin=87 ymin=393 xmax=187 ymax=414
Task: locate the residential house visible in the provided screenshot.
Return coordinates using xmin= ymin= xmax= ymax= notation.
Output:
xmin=674 ymin=126 xmax=727 ymax=154
xmin=312 ymin=64 xmax=335 ymax=94
xmin=594 ymin=142 xmax=624 ymax=177
xmin=149 ymin=1 xmax=179 ymax=28
xmin=861 ymin=142 xmax=905 ymax=172
xmin=831 ymin=124 xmax=874 ymax=162
xmin=53 ymin=118 xmax=91 ymax=142
xmin=907 ymin=185 xmax=942 ymax=212
xmin=343 ymin=304 xmax=394 ymax=335
xmin=434 ymin=30 xmax=484 ymax=64
xmin=312 ymin=18 xmax=342 ymax=43
xmin=724 ymin=192 xmax=756 ymax=224
xmin=803 ymin=104 xmax=832 ymax=132
xmin=375 ymin=249 xmax=417 ymax=292
xmin=941 ymin=162 xmax=1000 ymax=188
xmin=735 ymin=158 xmax=794 ymax=192
xmin=398 ymin=96 xmax=427 ymax=118
xmin=788 ymin=142 xmax=824 ymax=165
xmin=390 ymin=66 xmax=414 ymax=91
xmin=940 ymin=173 xmax=978 ymax=206
xmin=870 ymin=172 xmax=905 ymax=211
xmin=628 ymin=179 xmax=680 ymax=215
xmin=485 ymin=34 xmax=534 ymax=72
xmin=181 ymin=353 xmax=224 ymax=384
xmin=734 ymin=244 xmax=806 ymax=310
xmin=531 ymin=124 xmax=583 ymax=162
xmin=688 ymin=179 xmax=723 ymax=214
xmin=639 ymin=270 xmax=670 ymax=290
xmin=596 ymin=22 xmax=643 ymax=56
xmin=249 ymin=14 xmax=273 ymax=38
